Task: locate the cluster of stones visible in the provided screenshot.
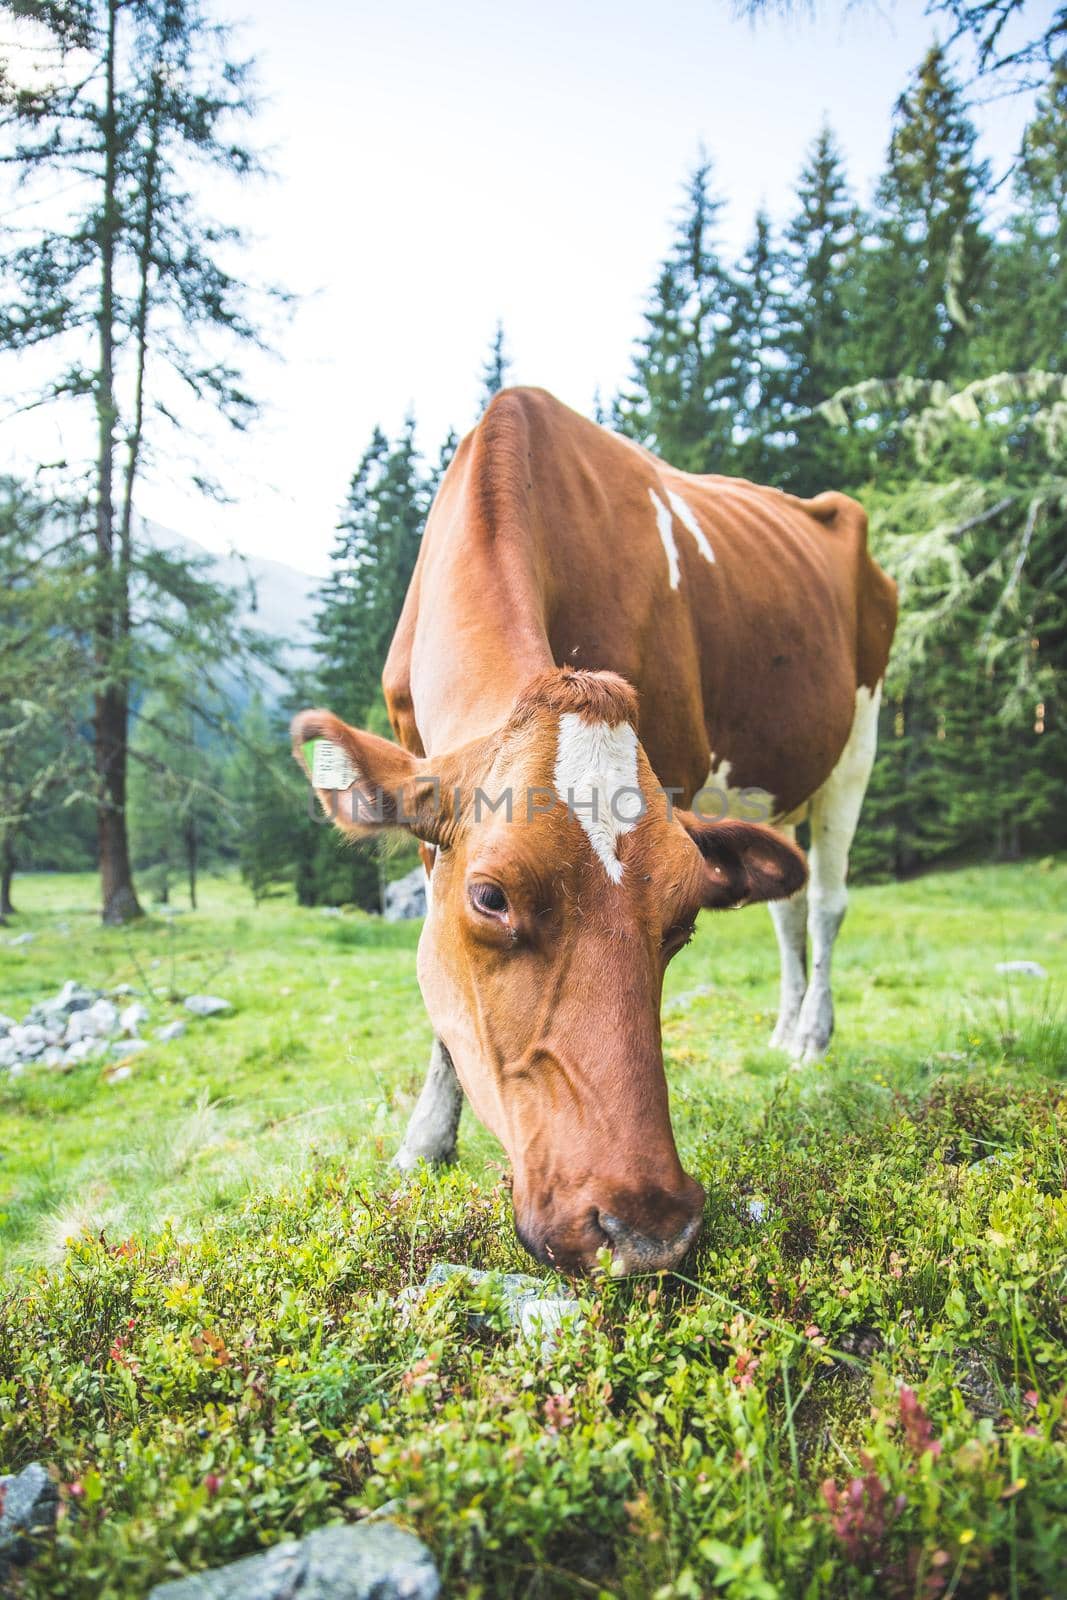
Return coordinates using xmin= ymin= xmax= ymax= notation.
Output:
xmin=0 ymin=1460 xmax=439 ymax=1599
xmin=0 ymin=982 xmax=232 ymax=1077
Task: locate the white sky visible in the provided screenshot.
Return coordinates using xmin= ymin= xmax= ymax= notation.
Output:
xmin=1 ymin=0 xmax=1052 ymax=576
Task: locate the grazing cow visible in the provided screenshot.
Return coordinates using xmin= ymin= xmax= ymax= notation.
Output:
xmin=293 ymin=387 xmax=897 ymax=1275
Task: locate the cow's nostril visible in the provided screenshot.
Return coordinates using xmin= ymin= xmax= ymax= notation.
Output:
xmin=597 ymin=1206 xmax=702 ymax=1274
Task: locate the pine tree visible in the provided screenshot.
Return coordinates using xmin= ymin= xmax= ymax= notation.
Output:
xmin=479 ymin=320 xmax=512 ymax=408
xmin=977 ymin=59 xmax=1067 ymax=373
xmin=129 ymin=696 xmax=228 ymax=909
xmin=0 ymin=0 xmax=280 ymax=923
xmin=0 ymin=480 xmax=89 ymax=919
xmin=315 ymin=417 xmax=429 ymax=729
xmin=778 ymin=124 xmax=864 ymax=490
xmin=617 ymin=158 xmax=738 ymax=471
xmin=729 ymin=208 xmax=787 ymax=480
xmin=858 ymin=44 xmax=991 ymax=383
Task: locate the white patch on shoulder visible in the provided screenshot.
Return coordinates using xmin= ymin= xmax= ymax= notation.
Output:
xmin=695 ymin=753 xmax=777 ymax=824
xmin=554 ymin=714 xmax=642 ymax=884
xmin=667 ymin=489 xmax=715 ymax=563
xmin=648 ymin=488 xmax=680 ymax=589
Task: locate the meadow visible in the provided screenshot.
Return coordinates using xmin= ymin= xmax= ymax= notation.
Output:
xmin=0 ymin=863 xmax=1065 ymax=1598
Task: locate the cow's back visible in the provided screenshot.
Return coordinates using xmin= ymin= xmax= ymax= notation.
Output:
xmin=384 ymin=388 xmax=896 ymax=815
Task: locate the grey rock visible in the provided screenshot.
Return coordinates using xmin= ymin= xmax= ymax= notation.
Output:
xmin=112 ymin=1038 xmax=150 ymax=1057
xmin=745 ymin=1198 xmax=768 ymax=1225
xmin=410 ymin=1262 xmax=582 ymax=1351
xmin=64 ymin=1037 xmax=105 ymax=1067
xmin=384 ymin=866 xmax=427 ymax=923
xmin=9 ymin=1024 xmax=48 ymax=1058
xmin=0 ymin=1461 xmax=59 ymax=1580
xmin=0 ymin=1013 xmax=18 ymax=1035
xmin=516 ymin=1297 xmax=584 ymax=1348
xmin=995 ymin=959 xmax=1048 ymax=979
xmin=156 ymin=1019 xmax=188 ymax=1042
xmin=109 ymin=1064 xmax=134 ymax=1082
xmin=112 ymin=983 xmax=140 ymax=997
xmin=65 ymin=998 xmax=119 ymax=1043
xmin=7 ymin=931 xmax=35 ymax=947
xmin=184 ymin=995 xmax=232 ymax=1017
xmin=120 ymin=1001 xmax=150 ymax=1036
xmin=50 ymin=980 xmax=98 ymax=1016
xmin=40 ymin=1046 xmax=65 ymax=1069
xmin=147 ymin=1521 xmax=439 ymax=1600
xmin=0 ymin=1038 xmax=19 ymax=1070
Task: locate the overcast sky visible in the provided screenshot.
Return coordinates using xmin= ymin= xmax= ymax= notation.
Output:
xmin=1 ymin=0 xmax=1052 ymax=575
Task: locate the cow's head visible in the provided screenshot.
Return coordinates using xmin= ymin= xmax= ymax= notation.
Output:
xmin=293 ymin=669 xmax=805 ymax=1275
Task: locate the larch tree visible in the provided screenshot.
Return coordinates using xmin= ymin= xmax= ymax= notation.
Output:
xmin=0 ymin=0 xmax=280 ymax=922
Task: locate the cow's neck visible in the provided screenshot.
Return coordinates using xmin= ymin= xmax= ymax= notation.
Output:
xmin=408 ymin=531 xmax=554 ymax=755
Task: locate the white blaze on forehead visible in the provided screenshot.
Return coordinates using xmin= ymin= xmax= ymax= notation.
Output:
xmin=667 ymin=489 xmax=716 ymax=563
xmin=554 ymin=713 xmax=642 ymax=884
xmin=648 ymin=488 xmax=681 ymax=589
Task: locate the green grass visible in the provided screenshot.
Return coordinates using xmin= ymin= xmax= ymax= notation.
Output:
xmin=1 ymin=863 xmax=1065 ymax=1597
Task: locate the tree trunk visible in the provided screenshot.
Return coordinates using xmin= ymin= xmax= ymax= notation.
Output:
xmin=186 ymin=818 xmax=198 ymax=910
xmin=0 ymin=832 xmax=15 ymax=921
xmin=94 ymin=0 xmax=142 ymax=927
xmin=97 ymin=683 xmax=142 ymax=924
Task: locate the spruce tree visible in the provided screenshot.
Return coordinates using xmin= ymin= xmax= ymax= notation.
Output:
xmin=977 ymin=59 xmax=1067 ymax=373
xmin=617 ymin=158 xmax=738 ymax=472
xmin=479 ymin=320 xmax=512 ymax=407
xmin=0 ymin=480 xmax=89 ymax=919
xmin=729 ymin=208 xmax=787 ymax=480
xmin=315 ymin=418 xmax=429 ymax=729
xmin=858 ymin=44 xmax=991 ymax=383
xmin=778 ymin=124 xmax=864 ymax=490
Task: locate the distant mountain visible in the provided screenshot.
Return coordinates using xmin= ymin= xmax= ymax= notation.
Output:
xmin=140 ymin=518 xmax=319 ymax=684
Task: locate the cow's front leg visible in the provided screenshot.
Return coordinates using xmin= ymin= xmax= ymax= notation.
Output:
xmin=768 ymin=873 xmax=808 ymax=1052
xmin=394 ymin=1037 xmax=464 ymax=1170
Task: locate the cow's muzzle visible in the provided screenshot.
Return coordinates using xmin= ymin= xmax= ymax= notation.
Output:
xmin=518 ymin=1175 xmax=705 ymax=1275
xmin=600 ymin=1205 xmax=704 ymax=1276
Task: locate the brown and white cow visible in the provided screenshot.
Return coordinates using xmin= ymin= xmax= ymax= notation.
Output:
xmin=293 ymin=387 xmax=897 ymax=1276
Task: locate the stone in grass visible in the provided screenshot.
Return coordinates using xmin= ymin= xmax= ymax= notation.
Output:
xmin=0 ymin=1462 xmax=59 ymax=1583
xmin=120 ymin=1001 xmax=150 ymax=1036
xmin=184 ymin=995 xmax=233 ymax=1017
xmin=147 ymin=1521 xmax=439 ymax=1600
xmin=65 ymin=998 xmax=119 ymax=1044
xmin=412 ymin=1262 xmax=582 ymax=1351
xmin=156 ymin=1019 xmax=188 ymax=1042
xmin=995 ymin=960 xmax=1048 ymax=980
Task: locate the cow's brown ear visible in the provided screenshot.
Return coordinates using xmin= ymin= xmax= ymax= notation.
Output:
xmin=678 ymin=814 xmax=807 ymax=910
xmin=290 ymin=709 xmax=451 ymax=844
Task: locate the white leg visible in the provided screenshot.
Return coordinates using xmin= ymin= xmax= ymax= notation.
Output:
xmin=768 ymin=825 xmax=808 ymax=1052
xmin=394 ymin=1037 xmax=464 ymax=1170
xmin=792 ymin=683 xmax=882 ymax=1063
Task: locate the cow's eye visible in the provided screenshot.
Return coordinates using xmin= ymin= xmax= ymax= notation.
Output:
xmin=469 ymin=881 xmax=508 ymax=919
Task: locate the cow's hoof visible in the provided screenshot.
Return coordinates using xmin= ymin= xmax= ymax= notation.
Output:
xmin=789 ymin=1032 xmax=829 ymax=1066
xmin=393 ymin=1142 xmax=456 ymax=1173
